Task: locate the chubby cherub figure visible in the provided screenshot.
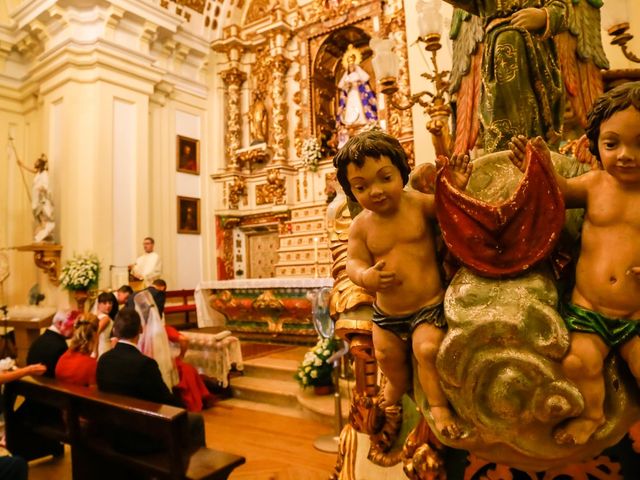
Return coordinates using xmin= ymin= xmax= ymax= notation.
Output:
xmin=508 ymin=81 xmax=640 ymax=446
xmin=334 ymin=130 xmax=472 ymax=438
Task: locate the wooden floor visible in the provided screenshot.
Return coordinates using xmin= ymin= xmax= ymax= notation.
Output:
xmin=28 ymin=403 xmax=338 ymax=480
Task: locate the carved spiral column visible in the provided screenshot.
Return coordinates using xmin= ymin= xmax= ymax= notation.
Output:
xmin=220 ymin=67 xmax=247 ymax=171
xmin=269 ymin=54 xmax=290 ymax=165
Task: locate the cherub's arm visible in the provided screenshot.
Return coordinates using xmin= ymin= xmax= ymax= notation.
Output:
xmin=346 ymin=218 xmax=396 ymax=291
xmin=508 ymin=135 xmax=590 ymax=208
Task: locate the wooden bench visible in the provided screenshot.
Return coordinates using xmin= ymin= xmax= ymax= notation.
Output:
xmin=165 ymin=289 xmax=197 ymax=327
xmin=4 ymin=376 xmax=245 ymax=480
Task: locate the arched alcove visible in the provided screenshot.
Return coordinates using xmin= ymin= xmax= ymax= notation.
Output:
xmin=311 ymin=26 xmax=376 ymax=141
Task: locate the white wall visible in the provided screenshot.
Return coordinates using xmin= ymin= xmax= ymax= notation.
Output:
xmin=175 ymin=109 xmax=203 ymax=289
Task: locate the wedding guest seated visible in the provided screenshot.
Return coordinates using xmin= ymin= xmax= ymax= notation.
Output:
xmin=55 ymin=314 xmax=99 ymax=386
xmin=27 ymin=310 xmax=78 ymax=377
xmin=165 ymin=325 xmax=216 ymax=412
xmin=95 ymin=293 xmax=114 ymax=356
xmin=97 ymin=309 xmax=205 ymax=453
xmin=0 ymin=362 xmax=47 ymax=480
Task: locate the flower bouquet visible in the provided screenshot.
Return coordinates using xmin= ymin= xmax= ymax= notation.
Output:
xmin=300 ymin=137 xmax=322 ymax=172
xmin=59 ymin=252 xmax=101 ymax=291
xmin=295 ymin=337 xmax=339 ymax=390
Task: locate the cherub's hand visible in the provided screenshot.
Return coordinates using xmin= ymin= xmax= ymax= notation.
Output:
xmin=507 ymin=135 xmax=528 ymax=172
xmin=361 ymin=260 xmax=396 ymax=291
xmin=511 ymin=8 xmax=547 ymax=32
xmin=444 ymin=154 xmax=473 ymax=191
xmin=27 ymin=364 xmax=47 ymax=376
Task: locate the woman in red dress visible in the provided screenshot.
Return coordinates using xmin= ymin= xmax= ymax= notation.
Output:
xmin=165 ymin=325 xmax=215 ymax=411
xmin=55 ymin=314 xmax=99 ymax=386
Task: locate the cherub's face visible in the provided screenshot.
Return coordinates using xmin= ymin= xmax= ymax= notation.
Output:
xmin=347 ymin=155 xmax=404 ymax=215
xmin=598 ymin=106 xmax=640 ymax=185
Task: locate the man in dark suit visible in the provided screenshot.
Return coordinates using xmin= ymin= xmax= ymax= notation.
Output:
xmin=126 ymin=278 xmax=166 ymax=317
xmin=13 ymin=310 xmax=77 ymax=460
xmin=97 ymin=308 xmax=205 ymax=451
xmin=27 ymin=310 xmax=76 ymax=377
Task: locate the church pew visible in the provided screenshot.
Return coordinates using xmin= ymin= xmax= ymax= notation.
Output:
xmin=165 ymin=289 xmax=197 ymax=328
xmin=4 ymin=376 xmax=245 ymax=480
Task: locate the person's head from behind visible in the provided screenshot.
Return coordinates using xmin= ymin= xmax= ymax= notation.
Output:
xmin=333 ymin=130 xmax=410 ymax=208
xmin=152 ymin=279 xmax=167 ymax=292
xmin=117 ymin=285 xmax=133 ymax=305
xmin=586 ymin=81 xmax=640 ymax=168
xmin=97 ymin=292 xmax=114 ymax=314
xmin=52 ymin=309 xmax=81 ymax=338
xmin=112 ymin=308 xmax=142 ymax=340
xmin=69 ymin=313 xmax=99 ymax=355
xmin=143 ymin=237 xmax=154 ymax=253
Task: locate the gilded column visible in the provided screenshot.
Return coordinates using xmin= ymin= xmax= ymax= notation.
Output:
xmin=220 ymin=67 xmax=247 ymax=171
xmin=269 ymin=54 xmax=290 ymax=165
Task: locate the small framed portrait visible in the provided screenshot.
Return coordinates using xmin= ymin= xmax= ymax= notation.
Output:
xmin=177 ymin=196 xmax=201 ymax=234
xmin=176 ymin=135 xmax=200 ymax=174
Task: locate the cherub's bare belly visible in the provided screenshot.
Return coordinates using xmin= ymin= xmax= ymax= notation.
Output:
xmin=573 ymin=228 xmax=640 ymax=319
xmin=373 ymin=246 xmax=444 ymax=316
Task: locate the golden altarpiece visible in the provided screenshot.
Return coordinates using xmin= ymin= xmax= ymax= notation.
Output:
xmin=210 ymin=0 xmax=413 ymax=282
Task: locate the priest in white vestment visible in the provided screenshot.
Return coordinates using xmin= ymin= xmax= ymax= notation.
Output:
xmin=129 ymin=237 xmax=162 ymax=288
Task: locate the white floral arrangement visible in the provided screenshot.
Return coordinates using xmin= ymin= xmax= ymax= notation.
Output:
xmin=295 ymin=336 xmax=339 ymax=387
xmin=300 ymin=137 xmax=322 ymax=172
xmin=59 ymin=252 xmax=101 ymax=291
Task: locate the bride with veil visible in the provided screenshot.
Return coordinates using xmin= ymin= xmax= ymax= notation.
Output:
xmin=133 ymin=290 xmax=178 ymax=389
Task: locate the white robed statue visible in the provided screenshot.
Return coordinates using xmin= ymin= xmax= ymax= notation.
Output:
xmin=336 ymin=44 xmax=378 ymax=127
xmin=16 ymin=154 xmax=55 ymax=242
xmin=134 ymin=290 xmax=178 ymax=389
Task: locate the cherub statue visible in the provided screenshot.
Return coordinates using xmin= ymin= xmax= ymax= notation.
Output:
xmin=508 ymin=81 xmax=640 ymax=446
xmin=16 ymin=154 xmax=55 ymax=243
xmin=335 ymin=130 xmax=472 ymax=437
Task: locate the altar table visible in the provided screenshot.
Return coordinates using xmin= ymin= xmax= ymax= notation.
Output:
xmin=195 ymin=278 xmax=333 ymax=343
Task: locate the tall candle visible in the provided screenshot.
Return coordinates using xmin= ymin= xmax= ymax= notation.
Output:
xmin=313 ymin=237 xmax=319 ymax=264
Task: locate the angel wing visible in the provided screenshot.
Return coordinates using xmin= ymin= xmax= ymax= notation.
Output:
xmin=555 ymin=0 xmax=609 ymax=130
xmin=449 ymin=8 xmax=484 ymax=156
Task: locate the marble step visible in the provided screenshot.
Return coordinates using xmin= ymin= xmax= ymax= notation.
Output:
xmin=228 ymin=374 xmax=352 ymax=425
xmin=241 ymin=357 xmax=299 ymax=383
xmin=230 ymin=376 xmax=300 ymax=409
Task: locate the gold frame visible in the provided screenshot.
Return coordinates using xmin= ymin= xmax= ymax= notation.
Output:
xmin=177 ymin=196 xmax=201 ymax=234
xmin=176 ymin=135 xmax=200 ymax=175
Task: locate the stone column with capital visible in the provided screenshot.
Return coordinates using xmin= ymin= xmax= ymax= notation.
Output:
xmin=269 ymin=55 xmax=290 ymax=165
xmin=220 ymin=67 xmax=247 ymax=171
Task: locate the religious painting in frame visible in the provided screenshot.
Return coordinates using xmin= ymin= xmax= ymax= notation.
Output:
xmin=176 ymin=135 xmax=200 ymax=174
xmin=177 ymin=196 xmax=201 ymax=234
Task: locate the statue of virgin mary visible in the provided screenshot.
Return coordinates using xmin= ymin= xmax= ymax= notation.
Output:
xmin=336 ymin=44 xmax=378 ymax=127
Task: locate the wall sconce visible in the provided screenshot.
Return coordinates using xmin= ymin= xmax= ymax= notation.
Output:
xmin=370 ymin=0 xmax=452 ymax=155
xmin=602 ymin=0 xmax=640 ymax=63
